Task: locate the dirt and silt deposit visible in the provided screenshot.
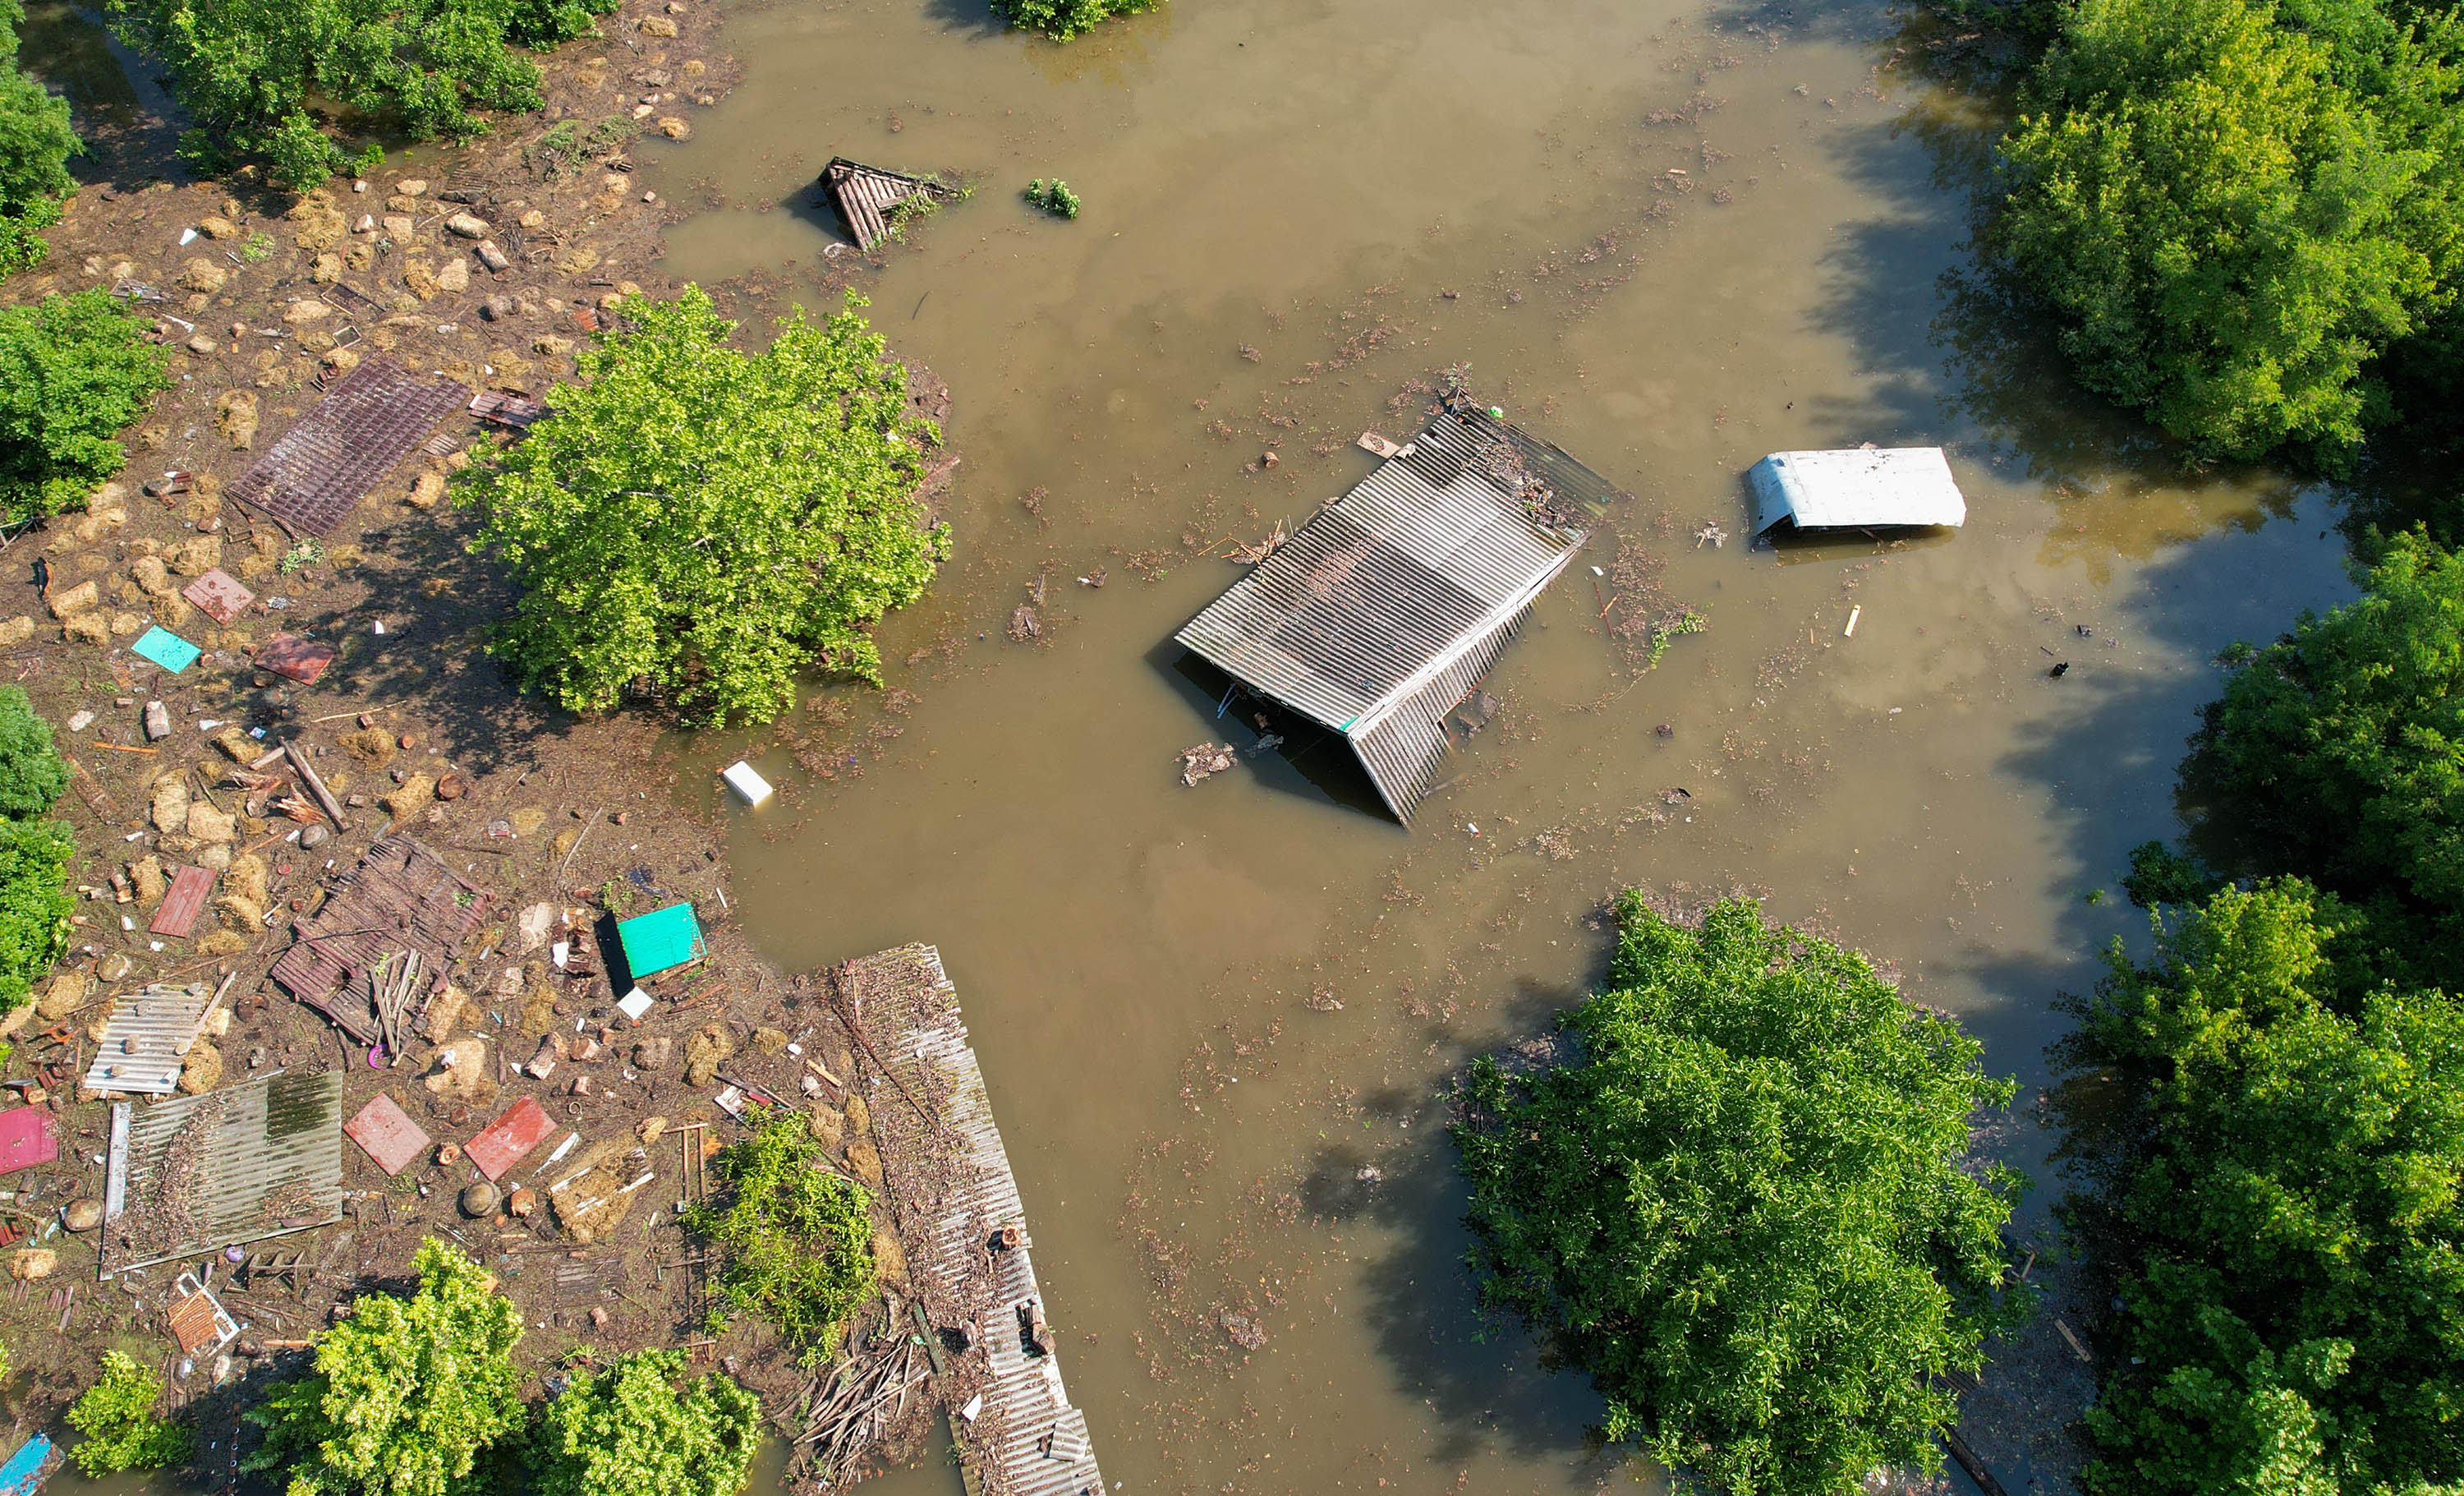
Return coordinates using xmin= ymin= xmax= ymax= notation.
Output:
xmin=0 ymin=0 xmax=2374 ymax=1494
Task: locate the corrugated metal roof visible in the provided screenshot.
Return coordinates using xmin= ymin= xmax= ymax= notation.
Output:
xmin=102 ymin=1070 xmax=346 ymax=1275
xmin=82 ymin=983 xmax=220 ymax=1097
xmin=854 ymin=945 xmax=1106 ymax=1496
xmin=270 ymin=835 xmax=491 ymax=1046
xmin=1747 ymin=447 xmax=1967 ymax=536
xmin=1175 ymin=404 xmax=1603 ymax=823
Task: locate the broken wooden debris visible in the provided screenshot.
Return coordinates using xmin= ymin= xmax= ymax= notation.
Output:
xmin=817 ymin=158 xmax=958 ymax=253
xmin=149 ymin=865 xmax=218 ymax=939
xmin=469 ymin=390 xmax=549 ymax=429
xmin=1177 ymin=741 xmax=1234 ymax=786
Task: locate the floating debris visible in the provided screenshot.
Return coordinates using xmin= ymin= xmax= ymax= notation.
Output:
xmin=1177 ymin=742 xmax=1235 ymax=786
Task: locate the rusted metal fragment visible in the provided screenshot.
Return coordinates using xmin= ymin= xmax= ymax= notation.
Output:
xmin=270 ymin=835 xmax=489 ymax=1046
xmin=231 ymin=358 xmax=466 ymax=536
xmin=255 ymin=634 xmax=338 ymax=686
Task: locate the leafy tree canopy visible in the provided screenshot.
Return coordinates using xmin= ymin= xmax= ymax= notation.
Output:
xmin=1451 ymin=893 xmax=2027 ymax=1496
xmin=0 ymin=0 xmax=75 ymax=275
xmin=1995 ymin=0 xmax=2464 ymax=464
xmin=243 ymin=1239 xmax=526 ymax=1496
xmin=66 ymin=1350 xmax=190 ymax=1475
xmin=533 ymin=1350 xmax=761 ymax=1496
xmin=0 ymin=288 xmax=170 ymax=524
xmin=991 ymin=0 xmax=1156 ymax=40
xmin=462 ymin=285 xmax=947 ymax=726
xmin=2183 ymin=531 xmax=2464 ymax=969
xmin=2064 ymin=879 xmax=2464 ymax=1496
xmin=104 ymin=0 xmax=614 ymax=189
xmin=682 ymin=1106 xmax=876 ymax=1361
xmin=0 ymin=684 xmax=69 ymax=819
xmin=0 ymin=815 xmax=73 ymax=1015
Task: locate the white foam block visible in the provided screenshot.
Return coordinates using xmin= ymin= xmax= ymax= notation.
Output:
xmin=721 ymin=760 xmax=774 ymax=806
xmin=616 ymin=987 xmax=653 ymax=1022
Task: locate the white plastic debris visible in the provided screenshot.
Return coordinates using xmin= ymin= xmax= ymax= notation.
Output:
xmin=720 ymin=760 xmax=774 ymax=806
xmin=615 ymin=987 xmax=653 ymax=1022
xmin=551 ymin=940 xmax=569 ymax=969
xmin=960 ymin=1393 xmax=984 ymax=1421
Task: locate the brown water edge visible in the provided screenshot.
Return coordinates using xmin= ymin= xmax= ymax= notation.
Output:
xmin=633 ymin=0 xmax=2361 ymax=1491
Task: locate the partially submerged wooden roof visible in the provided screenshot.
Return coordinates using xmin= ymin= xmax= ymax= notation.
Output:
xmin=819 ymin=158 xmax=955 ymax=253
xmin=103 ymin=1070 xmax=346 ymax=1275
xmin=851 ymin=945 xmax=1106 ymax=1496
xmin=1175 ymin=403 xmax=1609 ymax=822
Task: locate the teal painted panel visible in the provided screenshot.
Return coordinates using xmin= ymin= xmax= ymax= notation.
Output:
xmin=618 ymin=902 xmax=704 ymax=978
xmin=131 ymin=625 xmax=201 ymax=674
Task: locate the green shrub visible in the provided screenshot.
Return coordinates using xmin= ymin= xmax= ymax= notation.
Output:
xmin=682 ymin=1107 xmax=876 ymax=1361
xmin=2065 ymin=880 xmax=2464 ymax=1496
xmin=1023 ymin=177 xmax=1081 ymax=219
xmin=0 ymin=815 xmax=71 ymax=1015
xmin=532 ymin=1350 xmax=761 ymax=1496
xmin=105 ymin=0 xmax=617 ymax=189
xmin=462 ymin=285 xmax=946 ymax=726
xmin=1451 ymin=894 xmax=2028 ymax=1496
xmin=243 ymin=1240 xmax=526 ymax=1496
xmin=0 ymin=288 xmax=170 ymax=524
xmin=0 ymin=0 xmax=75 ymax=277
xmin=0 ymin=685 xmax=67 ymax=819
xmin=992 ymin=0 xmax=1155 ymax=39
xmin=1994 ymin=0 xmax=2464 ymax=464
xmin=66 ymin=1350 xmax=189 ymax=1475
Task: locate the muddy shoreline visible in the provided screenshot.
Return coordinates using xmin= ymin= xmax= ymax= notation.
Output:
xmin=0 ymin=1 xmax=977 ymax=1483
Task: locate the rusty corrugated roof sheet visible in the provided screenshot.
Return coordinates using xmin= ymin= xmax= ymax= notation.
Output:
xmin=270 ymin=835 xmax=490 ymax=1045
xmin=81 ymin=983 xmax=221 ymax=1097
xmin=230 ymin=358 xmax=467 ymax=537
xmin=102 ymin=1070 xmax=345 ymax=1275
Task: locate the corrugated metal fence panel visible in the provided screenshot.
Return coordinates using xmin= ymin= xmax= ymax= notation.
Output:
xmin=858 ymin=946 xmax=1106 ymax=1496
xmin=1176 ymin=404 xmax=1605 ymax=819
xmin=103 ymin=1070 xmax=345 ymax=1274
xmin=82 ymin=985 xmax=218 ymax=1097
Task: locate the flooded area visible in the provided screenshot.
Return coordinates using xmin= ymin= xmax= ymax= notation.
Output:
xmin=636 ymin=0 xmax=2358 ymax=1491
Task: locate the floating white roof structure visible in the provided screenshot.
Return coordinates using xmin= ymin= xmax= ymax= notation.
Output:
xmin=1175 ymin=404 xmax=1613 ymax=823
xmin=1748 ymin=447 xmax=1966 ymax=537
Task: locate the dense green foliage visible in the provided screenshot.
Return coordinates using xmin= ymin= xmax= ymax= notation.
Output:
xmin=2182 ymin=532 xmax=2464 ymax=969
xmin=0 ymin=685 xmax=68 ymax=820
xmin=104 ymin=0 xmax=615 ymax=188
xmin=992 ymin=0 xmax=1155 ymax=40
xmin=682 ymin=1107 xmax=876 ymax=1361
xmin=0 ymin=0 xmax=74 ymax=274
xmin=532 ymin=1351 xmax=761 ymax=1496
xmin=66 ymin=1351 xmax=190 ymax=1475
xmin=2063 ymin=881 xmax=2464 ymax=1496
xmin=1023 ymin=178 xmax=1082 ymax=218
xmin=0 ymin=288 xmax=170 ymax=524
xmin=244 ymin=1240 xmax=526 ymax=1496
xmin=462 ymin=285 xmax=947 ymax=726
xmin=0 ymin=816 xmax=72 ymax=1015
xmin=1451 ymin=894 xmax=2026 ymax=1496
xmin=1993 ymin=0 xmax=2464 ymax=464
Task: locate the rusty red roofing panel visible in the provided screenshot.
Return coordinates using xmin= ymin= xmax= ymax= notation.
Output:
xmin=231 ymin=358 xmax=467 ymax=536
xmin=270 ymin=836 xmax=491 ymax=1046
xmin=344 ymin=1092 xmax=431 ymax=1177
xmin=150 ymin=865 xmax=217 ymax=937
xmin=167 ymin=1277 xmax=238 ymax=1355
xmin=255 ymin=634 xmax=337 ymax=686
xmin=182 ymin=568 xmax=255 ymax=625
xmin=0 ymin=1107 xmax=55 ymax=1176
xmin=466 ymin=1096 xmax=553 ymax=1182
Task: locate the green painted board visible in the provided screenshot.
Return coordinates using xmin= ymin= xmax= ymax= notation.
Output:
xmin=618 ymin=901 xmax=704 ymax=979
xmin=131 ymin=625 xmax=201 ymax=674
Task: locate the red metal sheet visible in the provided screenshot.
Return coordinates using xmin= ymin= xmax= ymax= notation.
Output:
xmin=465 ymin=1095 xmax=552 ymax=1182
xmin=182 ymin=568 xmax=255 ymax=625
xmin=150 ymin=865 xmax=217 ymax=937
xmin=343 ymin=1092 xmax=431 ymax=1176
xmin=255 ymin=634 xmax=338 ymax=686
xmin=0 ymin=1106 xmax=55 ymax=1175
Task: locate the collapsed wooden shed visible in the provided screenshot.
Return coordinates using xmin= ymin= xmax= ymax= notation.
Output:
xmin=818 ymin=159 xmax=958 ymax=253
xmin=1174 ymin=403 xmax=1611 ymax=823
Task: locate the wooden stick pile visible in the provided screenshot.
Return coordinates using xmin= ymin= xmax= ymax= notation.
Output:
xmin=367 ymin=949 xmax=421 ymax=1056
xmin=796 ymin=1335 xmax=929 ymax=1482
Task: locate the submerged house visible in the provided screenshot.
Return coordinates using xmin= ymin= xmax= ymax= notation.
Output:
xmin=1175 ymin=403 xmax=1613 ymax=824
xmin=1746 ymin=446 xmax=1967 ymax=540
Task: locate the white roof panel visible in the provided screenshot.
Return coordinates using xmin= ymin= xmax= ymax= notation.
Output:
xmin=1749 ymin=448 xmax=1966 ymax=536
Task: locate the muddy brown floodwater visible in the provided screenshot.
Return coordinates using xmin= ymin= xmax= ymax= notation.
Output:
xmin=33 ymin=0 xmax=2356 ymax=1489
xmin=634 ymin=0 xmax=2361 ymax=1492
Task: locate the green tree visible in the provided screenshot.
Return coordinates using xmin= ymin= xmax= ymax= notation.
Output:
xmin=66 ymin=1350 xmax=190 ymax=1475
xmin=1995 ymin=0 xmax=2464 ymax=463
xmin=104 ymin=0 xmax=614 ymax=189
xmin=0 ymin=684 xmax=68 ymax=819
xmin=2183 ymin=532 xmax=2464 ymax=967
xmin=462 ymin=285 xmax=947 ymax=726
xmin=682 ymin=1107 xmax=876 ymax=1361
xmin=992 ymin=0 xmax=1156 ymax=40
xmin=1451 ymin=894 xmax=2028 ymax=1496
xmin=0 ymin=288 xmax=170 ymax=523
xmin=0 ymin=815 xmax=71 ymax=1015
xmin=2064 ymin=880 xmax=2464 ymax=1496
xmin=0 ymin=0 xmax=76 ymax=276
xmin=243 ymin=1240 xmax=526 ymax=1496
xmin=533 ymin=1351 xmax=761 ymax=1496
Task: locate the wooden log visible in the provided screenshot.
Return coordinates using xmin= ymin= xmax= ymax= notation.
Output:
xmin=283 ymin=739 xmax=351 ymax=831
xmin=1941 ymin=1425 xmax=2008 ymax=1496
